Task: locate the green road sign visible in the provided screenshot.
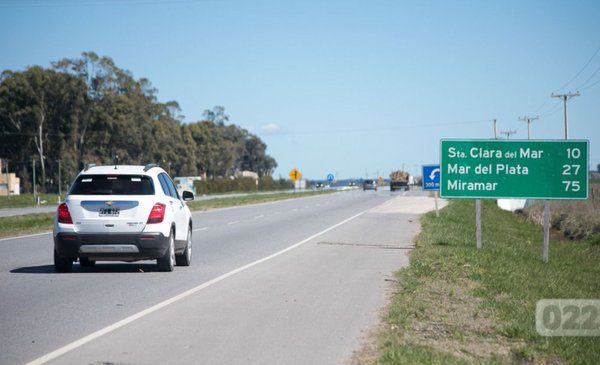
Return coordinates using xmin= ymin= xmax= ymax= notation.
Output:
xmin=440 ymin=139 xmax=589 ymax=199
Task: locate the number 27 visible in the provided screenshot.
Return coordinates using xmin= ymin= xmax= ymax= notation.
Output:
xmin=562 ymin=164 xmax=580 ymax=175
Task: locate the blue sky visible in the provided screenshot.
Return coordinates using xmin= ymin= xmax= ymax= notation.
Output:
xmin=1 ymin=0 xmax=599 ymax=179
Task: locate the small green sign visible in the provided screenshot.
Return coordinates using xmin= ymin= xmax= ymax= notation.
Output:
xmin=440 ymin=140 xmax=588 ymax=199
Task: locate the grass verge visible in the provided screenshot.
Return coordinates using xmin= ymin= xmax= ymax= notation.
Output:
xmin=0 ymin=193 xmax=61 ymax=209
xmin=376 ymin=200 xmax=600 ymax=364
xmin=0 ymin=213 xmax=54 ymax=238
xmin=0 ymin=189 xmax=338 ymax=238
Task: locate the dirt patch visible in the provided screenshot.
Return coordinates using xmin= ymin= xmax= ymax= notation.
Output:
xmin=397 ymin=277 xmax=518 ymax=362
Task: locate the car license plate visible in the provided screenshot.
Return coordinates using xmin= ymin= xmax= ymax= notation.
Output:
xmin=99 ymin=208 xmax=120 ymax=217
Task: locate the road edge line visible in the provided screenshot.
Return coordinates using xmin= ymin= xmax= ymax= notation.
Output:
xmin=25 ymin=210 xmax=367 ymax=365
xmin=0 ymin=231 xmax=52 ymax=242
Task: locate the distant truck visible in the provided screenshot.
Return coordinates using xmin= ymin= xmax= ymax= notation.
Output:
xmin=389 ymin=170 xmax=410 ymax=191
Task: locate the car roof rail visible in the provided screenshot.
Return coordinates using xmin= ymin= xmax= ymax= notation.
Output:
xmin=84 ymin=163 xmax=96 ymax=171
xmin=143 ymin=163 xmax=159 ymax=172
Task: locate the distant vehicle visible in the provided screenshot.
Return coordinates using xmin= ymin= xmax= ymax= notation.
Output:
xmin=53 ymin=164 xmax=195 ymax=273
xmin=348 ymin=181 xmax=357 ymax=187
xmin=363 ymin=180 xmax=377 ymax=191
xmin=315 ymin=182 xmax=325 ymax=189
xmin=390 ymin=170 xmax=410 ymax=192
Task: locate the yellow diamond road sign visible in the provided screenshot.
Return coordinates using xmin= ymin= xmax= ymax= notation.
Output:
xmin=289 ymin=168 xmax=301 ymax=182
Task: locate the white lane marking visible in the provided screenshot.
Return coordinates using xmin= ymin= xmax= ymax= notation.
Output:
xmin=254 ymin=215 xmax=264 ymax=219
xmin=0 ymin=231 xmax=52 ymax=242
xmin=227 ymin=221 xmax=240 ymax=225
xmin=292 ymin=208 xmax=298 ymax=211
xmin=304 ymin=206 xmax=310 ymax=209
xmin=315 ymin=204 xmax=321 ymax=207
xmin=193 ymin=227 xmax=208 ymax=232
xmin=25 ymin=209 xmax=367 ymax=365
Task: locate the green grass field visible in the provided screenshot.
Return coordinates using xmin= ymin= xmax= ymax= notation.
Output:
xmin=0 ymin=189 xmax=337 ymax=238
xmin=376 ymin=200 xmax=600 ymax=364
xmin=0 ymin=193 xmax=62 ymax=209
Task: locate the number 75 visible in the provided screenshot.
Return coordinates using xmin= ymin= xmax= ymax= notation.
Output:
xmin=562 ymin=181 xmax=580 ymax=192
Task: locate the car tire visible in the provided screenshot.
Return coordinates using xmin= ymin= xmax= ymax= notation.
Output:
xmin=157 ymin=230 xmax=175 ymax=272
xmin=79 ymin=257 xmax=96 ymax=267
xmin=176 ymin=227 xmax=192 ymax=266
xmin=54 ymin=249 xmax=73 ymax=273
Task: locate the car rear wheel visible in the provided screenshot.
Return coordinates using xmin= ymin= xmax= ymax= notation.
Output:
xmin=54 ymin=249 xmax=73 ymax=273
xmin=79 ymin=257 xmax=96 ymax=267
xmin=157 ymin=230 xmax=175 ymax=272
xmin=176 ymin=227 xmax=192 ymax=266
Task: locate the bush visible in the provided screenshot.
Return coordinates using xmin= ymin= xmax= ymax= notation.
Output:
xmin=194 ymin=176 xmax=292 ymax=195
xmin=523 ymin=195 xmax=600 ymax=241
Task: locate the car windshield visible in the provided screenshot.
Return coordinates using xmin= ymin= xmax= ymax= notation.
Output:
xmin=69 ymin=175 xmax=154 ymax=195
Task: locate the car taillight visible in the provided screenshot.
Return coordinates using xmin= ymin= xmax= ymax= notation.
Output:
xmin=58 ymin=202 xmax=73 ymax=224
xmin=147 ymin=203 xmax=166 ymax=224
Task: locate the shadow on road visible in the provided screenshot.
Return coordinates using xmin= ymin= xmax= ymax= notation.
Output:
xmin=11 ymin=263 xmax=160 ymax=274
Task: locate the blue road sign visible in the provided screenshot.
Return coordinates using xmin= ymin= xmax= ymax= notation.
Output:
xmin=327 ymin=173 xmax=335 ymax=183
xmin=422 ymin=164 xmax=440 ymax=191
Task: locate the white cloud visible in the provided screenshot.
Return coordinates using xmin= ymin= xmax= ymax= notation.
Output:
xmin=260 ymin=123 xmax=281 ymax=132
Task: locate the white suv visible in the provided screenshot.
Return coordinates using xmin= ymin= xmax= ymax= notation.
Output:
xmin=53 ymin=164 xmax=194 ymax=273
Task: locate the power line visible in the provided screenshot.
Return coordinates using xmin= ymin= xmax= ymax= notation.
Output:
xmin=553 ymin=43 xmax=600 ymax=92
xmin=575 ymin=63 xmax=600 ymax=90
xmin=539 ymin=100 xmax=563 ymax=117
xmin=530 ymin=43 xmax=600 ymax=114
xmin=0 ymin=0 xmax=204 ymax=8
xmin=580 ymin=76 xmax=600 ymax=91
xmin=257 ymin=119 xmax=492 ymax=136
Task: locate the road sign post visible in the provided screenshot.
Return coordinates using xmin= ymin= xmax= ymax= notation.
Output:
xmin=289 ymin=168 xmax=302 ymax=192
xmin=440 ymin=139 xmax=589 ymax=261
xmin=422 ymin=164 xmax=441 ymax=217
xmin=327 ymin=173 xmax=334 ymax=185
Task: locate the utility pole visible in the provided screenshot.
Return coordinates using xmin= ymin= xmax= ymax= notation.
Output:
xmin=58 ymin=159 xmax=62 ymax=196
xmin=32 ymin=158 xmax=36 ymax=202
xmin=518 ymin=115 xmax=539 ymax=140
xmin=551 ymin=92 xmax=580 ymax=139
xmin=500 ymin=130 xmax=517 ymax=140
xmin=5 ymin=159 xmax=9 ymax=200
xmin=493 ymin=119 xmax=498 ymax=139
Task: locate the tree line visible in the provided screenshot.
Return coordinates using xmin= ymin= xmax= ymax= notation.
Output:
xmin=0 ymin=52 xmax=277 ymax=193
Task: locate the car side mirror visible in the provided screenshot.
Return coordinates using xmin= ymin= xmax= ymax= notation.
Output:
xmin=182 ymin=191 xmax=194 ymax=201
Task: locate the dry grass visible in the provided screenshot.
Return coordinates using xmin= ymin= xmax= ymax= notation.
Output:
xmin=523 ymin=188 xmax=600 ymax=242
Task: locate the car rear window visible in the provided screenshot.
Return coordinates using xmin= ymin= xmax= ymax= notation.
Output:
xmin=69 ymin=175 xmax=154 ymax=195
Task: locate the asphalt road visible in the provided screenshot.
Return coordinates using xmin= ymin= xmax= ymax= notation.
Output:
xmin=0 ymin=187 xmax=439 ymax=365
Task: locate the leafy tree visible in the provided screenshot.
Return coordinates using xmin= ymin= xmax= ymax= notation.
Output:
xmin=0 ymin=53 xmax=278 ymax=193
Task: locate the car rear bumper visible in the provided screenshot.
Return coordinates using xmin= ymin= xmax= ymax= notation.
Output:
xmin=54 ymin=232 xmax=169 ymax=260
